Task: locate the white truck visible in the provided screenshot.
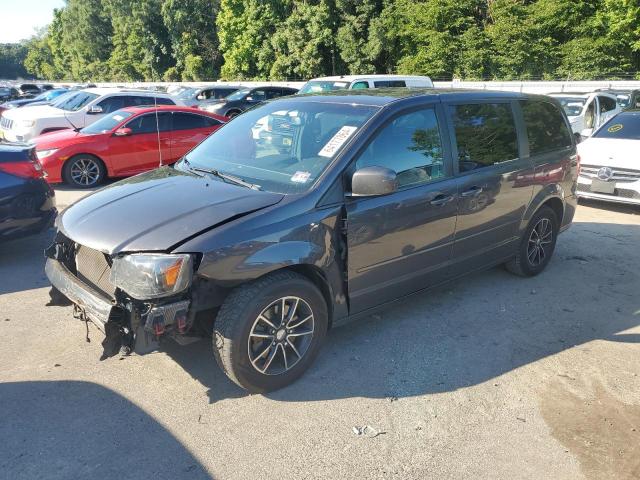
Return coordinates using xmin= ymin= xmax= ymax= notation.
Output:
xmin=547 ymin=91 xmax=620 ymax=139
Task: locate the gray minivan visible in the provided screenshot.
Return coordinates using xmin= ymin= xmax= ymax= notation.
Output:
xmin=46 ymin=89 xmax=578 ymax=392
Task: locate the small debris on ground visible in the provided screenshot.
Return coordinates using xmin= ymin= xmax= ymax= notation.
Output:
xmin=516 ymin=417 xmax=526 ymax=422
xmin=388 ymin=396 xmax=398 ymax=403
xmin=530 ymin=289 xmax=537 ymax=295
xmin=352 ymin=425 xmax=386 ymax=438
xmin=558 ymin=373 xmax=576 ymax=380
xmin=4 ymin=318 xmax=9 ymax=322
xmin=54 ymin=364 xmax=61 ymax=367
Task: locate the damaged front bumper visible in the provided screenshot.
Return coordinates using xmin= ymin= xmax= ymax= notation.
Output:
xmin=45 ymin=253 xmax=193 ymax=359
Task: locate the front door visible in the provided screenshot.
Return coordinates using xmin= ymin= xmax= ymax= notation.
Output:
xmin=108 ymin=112 xmax=172 ymax=176
xmin=346 ymin=105 xmax=458 ymax=313
xmin=446 ymin=101 xmax=533 ymax=271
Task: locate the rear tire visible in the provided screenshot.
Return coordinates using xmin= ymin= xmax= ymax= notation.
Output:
xmin=506 ymin=206 xmax=558 ymax=277
xmin=213 ymin=271 xmax=328 ymax=393
xmin=62 ymin=154 xmax=106 ymax=188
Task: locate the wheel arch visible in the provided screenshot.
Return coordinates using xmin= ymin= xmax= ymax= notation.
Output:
xmin=520 ymin=185 xmax=566 ymax=233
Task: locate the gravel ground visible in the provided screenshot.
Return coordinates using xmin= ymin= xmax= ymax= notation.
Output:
xmin=1 ymin=187 xmax=639 ymax=480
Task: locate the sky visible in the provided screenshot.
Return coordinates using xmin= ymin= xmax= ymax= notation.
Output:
xmin=0 ymin=0 xmax=65 ymax=43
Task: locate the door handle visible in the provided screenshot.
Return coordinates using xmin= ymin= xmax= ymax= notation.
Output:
xmin=430 ymin=194 xmax=453 ymax=206
xmin=460 ymin=186 xmax=483 ymax=197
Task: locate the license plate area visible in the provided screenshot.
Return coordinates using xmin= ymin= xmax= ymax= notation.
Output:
xmin=591 ymin=179 xmax=615 ymax=194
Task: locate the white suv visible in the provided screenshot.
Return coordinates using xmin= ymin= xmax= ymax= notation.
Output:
xmin=0 ymin=88 xmax=177 ymax=143
xmin=298 ymin=75 xmax=433 ymax=94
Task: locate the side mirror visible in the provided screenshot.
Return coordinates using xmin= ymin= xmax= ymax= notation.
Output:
xmin=580 ymin=128 xmax=594 ymax=138
xmin=350 ymin=166 xmax=397 ymax=197
xmin=245 ymin=96 xmax=254 ymax=102
xmin=114 ymin=127 xmax=132 ymax=137
xmin=88 ymin=105 xmax=103 ymax=114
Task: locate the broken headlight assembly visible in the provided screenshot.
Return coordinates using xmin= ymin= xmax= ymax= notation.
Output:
xmin=110 ymin=253 xmax=194 ymax=300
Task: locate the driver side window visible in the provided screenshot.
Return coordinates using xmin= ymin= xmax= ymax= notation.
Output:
xmin=355 ymin=108 xmax=446 ymax=188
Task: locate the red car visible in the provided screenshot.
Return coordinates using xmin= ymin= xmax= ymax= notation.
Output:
xmin=33 ymin=106 xmax=227 ymax=188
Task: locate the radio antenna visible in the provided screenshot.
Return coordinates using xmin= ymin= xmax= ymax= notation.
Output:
xmin=154 ymin=94 xmax=163 ymax=167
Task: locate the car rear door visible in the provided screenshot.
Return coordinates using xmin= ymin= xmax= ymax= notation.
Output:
xmin=346 ymin=104 xmax=459 ymax=313
xmin=169 ymin=112 xmax=220 ymax=161
xmin=446 ymin=100 xmax=534 ymax=272
xmin=107 ymin=112 xmax=172 ymax=176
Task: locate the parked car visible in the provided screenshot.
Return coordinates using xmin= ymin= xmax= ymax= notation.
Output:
xmin=0 ymin=86 xmax=19 ymax=102
xmin=0 ymin=88 xmax=176 ymax=143
xmin=595 ymin=88 xmax=640 ymax=111
xmin=45 ymin=89 xmax=577 ymax=392
xmin=15 ymin=83 xmax=42 ymax=98
xmin=199 ymin=86 xmax=298 ymax=118
xmin=0 ymin=143 xmax=56 ymax=242
xmin=547 ymin=92 xmax=620 ymax=139
xmin=34 ymin=106 xmax=227 ymax=188
xmin=298 ymin=75 xmax=434 ymax=94
xmin=174 ymin=85 xmax=240 ymax=108
xmin=576 ymin=109 xmax=640 ymax=205
xmin=0 ymin=88 xmax=69 ymax=115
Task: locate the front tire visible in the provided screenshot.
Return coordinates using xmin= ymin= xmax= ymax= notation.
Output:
xmin=213 ymin=271 xmax=328 ymax=393
xmin=62 ymin=154 xmax=106 ymax=188
xmin=506 ymin=206 xmax=559 ymax=277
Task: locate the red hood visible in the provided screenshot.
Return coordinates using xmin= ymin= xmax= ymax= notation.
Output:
xmin=32 ymin=129 xmax=104 ymax=149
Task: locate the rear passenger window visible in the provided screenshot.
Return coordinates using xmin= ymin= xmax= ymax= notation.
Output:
xmin=351 ymin=81 xmax=369 ymax=90
xmin=520 ymin=100 xmax=572 ymax=155
xmin=373 ymin=80 xmax=406 ymax=88
xmin=356 ymin=108 xmax=446 ymax=188
xmin=450 ymin=103 xmax=519 ymax=172
xmin=172 ymin=113 xmax=211 ymax=130
xmin=598 ymin=96 xmax=617 ymax=113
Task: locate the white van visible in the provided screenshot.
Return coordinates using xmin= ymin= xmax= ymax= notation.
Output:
xmin=547 ymin=92 xmax=620 ymax=139
xmin=298 ymin=75 xmax=433 ymax=94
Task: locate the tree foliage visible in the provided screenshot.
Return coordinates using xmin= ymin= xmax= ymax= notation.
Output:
xmin=6 ymin=0 xmax=640 ymax=81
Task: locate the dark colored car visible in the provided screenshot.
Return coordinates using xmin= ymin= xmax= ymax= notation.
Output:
xmin=0 ymin=88 xmax=69 ymax=115
xmin=45 ymin=89 xmax=578 ymax=392
xmin=0 ymin=143 xmax=56 ymax=242
xmin=199 ymin=86 xmax=299 ymax=118
xmin=16 ymin=83 xmax=42 ymax=98
xmin=0 ymin=86 xmax=19 ymax=102
xmin=175 ymin=85 xmax=240 ymax=108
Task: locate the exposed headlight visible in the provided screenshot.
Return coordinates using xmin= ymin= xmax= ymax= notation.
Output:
xmin=110 ymin=253 xmax=194 ymax=299
xmin=36 ymin=149 xmax=58 ymax=160
xmin=18 ymin=120 xmax=35 ymax=128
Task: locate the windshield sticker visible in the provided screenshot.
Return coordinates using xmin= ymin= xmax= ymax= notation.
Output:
xmin=318 ymin=126 xmax=358 ymax=158
xmin=607 ymin=124 xmax=623 ymax=133
xmin=291 ymin=171 xmax=311 ymax=183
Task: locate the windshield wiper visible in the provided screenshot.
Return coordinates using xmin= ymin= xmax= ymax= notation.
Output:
xmin=183 ymin=159 xmax=262 ymax=190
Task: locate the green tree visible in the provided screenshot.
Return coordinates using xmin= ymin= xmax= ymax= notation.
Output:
xmin=335 ymin=0 xmax=383 ymax=74
xmin=162 ymin=0 xmax=222 ymax=80
xmin=217 ymin=0 xmax=289 ymax=79
xmin=270 ymin=0 xmax=337 ymax=79
xmin=0 ymin=42 xmax=30 ymax=79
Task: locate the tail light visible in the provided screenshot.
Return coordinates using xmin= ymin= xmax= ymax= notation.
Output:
xmin=0 ymin=160 xmax=43 ymax=179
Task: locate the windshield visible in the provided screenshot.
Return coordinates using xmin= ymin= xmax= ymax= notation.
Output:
xmin=177 ymin=100 xmax=378 ymax=193
xmin=53 ymin=91 xmax=99 ymax=111
xmin=299 ymin=80 xmax=350 ymax=95
xmin=80 ymin=110 xmax=134 ymax=134
xmin=594 ymin=114 xmax=640 ymax=140
xmin=225 ymin=89 xmax=250 ymax=101
xmin=552 ymin=97 xmax=586 ymax=117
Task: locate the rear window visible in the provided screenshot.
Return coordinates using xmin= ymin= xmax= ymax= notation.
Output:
xmin=594 ymin=114 xmax=640 ymax=140
xmin=520 ymin=100 xmax=573 ymax=155
xmin=450 ymin=103 xmax=519 ymax=172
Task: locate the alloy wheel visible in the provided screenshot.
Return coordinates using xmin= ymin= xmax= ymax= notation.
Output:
xmin=247 ymin=296 xmax=315 ymax=375
xmin=527 ymin=217 xmax=553 ymax=267
xmin=70 ymin=158 xmax=100 ymax=186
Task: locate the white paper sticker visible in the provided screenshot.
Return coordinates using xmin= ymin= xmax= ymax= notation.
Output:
xmin=291 ymin=171 xmax=311 ymax=183
xmin=318 ymin=126 xmax=358 ymax=158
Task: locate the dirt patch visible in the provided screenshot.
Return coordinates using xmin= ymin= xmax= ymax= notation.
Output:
xmin=540 ymin=381 xmax=640 ymax=480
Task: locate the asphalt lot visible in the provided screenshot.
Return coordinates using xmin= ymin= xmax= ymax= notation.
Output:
xmin=1 ymin=186 xmax=639 ymax=480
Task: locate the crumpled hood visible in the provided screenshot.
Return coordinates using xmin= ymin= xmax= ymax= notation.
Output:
xmin=59 ymin=167 xmax=283 ymax=254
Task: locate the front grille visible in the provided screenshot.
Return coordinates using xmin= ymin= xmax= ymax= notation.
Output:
xmin=75 ymin=245 xmax=116 ymax=298
xmin=0 ymin=116 xmax=13 ymax=130
xmin=578 ymin=183 xmax=640 ymax=199
xmin=580 ymin=164 xmax=640 ymax=183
